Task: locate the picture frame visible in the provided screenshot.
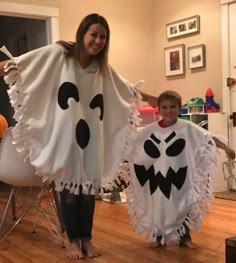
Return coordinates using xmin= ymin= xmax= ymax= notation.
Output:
xmin=188 ymin=44 xmax=206 ymax=69
xmin=164 ymin=44 xmax=185 ymax=76
xmin=166 ymin=15 xmax=200 ymax=39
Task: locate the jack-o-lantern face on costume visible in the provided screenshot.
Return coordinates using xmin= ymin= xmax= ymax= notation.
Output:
xmin=57 ymin=82 xmax=104 ymax=149
xmin=134 ymin=131 xmax=187 ymax=199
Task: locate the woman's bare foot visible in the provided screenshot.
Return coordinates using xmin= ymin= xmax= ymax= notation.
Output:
xmin=81 ymin=241 xmax=101 ymax=257
xmin=149 ymin=241 xmax=161 ymax=248
xmin=182 ymin=240 xmax=198 ymax=249
xmin=66 ymin=242 xmax=84 ymax=260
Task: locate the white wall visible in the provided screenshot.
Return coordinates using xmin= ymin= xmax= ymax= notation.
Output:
xmin=153 ymin=0 xmax=222 ymax=107
xmin=1 ymin=0 xmax=223 ymax=105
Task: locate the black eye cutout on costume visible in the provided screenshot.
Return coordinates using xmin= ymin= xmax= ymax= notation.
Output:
xmin=165 ymin=131 xmax=176 ymax=143
xmin=89 ymin=94 xmax=104 ymax=121
xmin=166 ymin=138 xmax=185 ymax=156
xmin=57 ymin=82 xmax=105 ymax=150
xmin=144 ymin=140 xmax=161 ymax=158
xmin=144 ymin=133 xmax=161 ymax=158
xmin=58 ymin=82 xmax=80 ymax=110
xmin=144 ymin=132 xmax=186 ymax=158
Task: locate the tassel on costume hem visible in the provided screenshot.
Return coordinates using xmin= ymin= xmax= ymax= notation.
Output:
xmin=124 ymin=141 xmax=218 ymax=243
xmin=1 ymin=46 xmax=142 ymax=195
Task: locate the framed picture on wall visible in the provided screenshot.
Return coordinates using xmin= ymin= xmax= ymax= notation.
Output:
xmin=166 ymin=15 xmax=200 ymax=39
xmin=188 ymin=44 xmax=206 ymax=69
xmin=164 ymin=44 xmax=185 ymax=76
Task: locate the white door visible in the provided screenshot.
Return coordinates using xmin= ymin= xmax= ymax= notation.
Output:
xmin=221 ymin=1 xmax=236 ymax=190
xmin=228 ymin=3 xmax=236 ymax=149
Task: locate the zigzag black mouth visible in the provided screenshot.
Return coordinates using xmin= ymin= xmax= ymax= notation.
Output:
xmin=134 ymin=164 xmax=187 ymax=199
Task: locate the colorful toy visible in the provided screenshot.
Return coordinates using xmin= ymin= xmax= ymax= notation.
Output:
xmin=99 ymin=174 xmax=128 ymax=204
xmin=180 ymin=105 xmax=188 ymax=115
xmin=205 ymin=88 xmax=220 ymax=113
xmin=186 ymin=97 xmax=205 ymax=113
xmin=0 ymin=114 xmax=8 ymax=139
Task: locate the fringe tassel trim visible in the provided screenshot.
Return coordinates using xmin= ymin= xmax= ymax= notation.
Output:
xmin=2 ymin=48 xmax=142 ymax=195
xmin=123 ymin=140 xmax=218 ymax=242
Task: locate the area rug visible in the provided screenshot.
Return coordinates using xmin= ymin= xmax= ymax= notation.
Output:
xmin=214 ymin=191 xmax=236 ymax=201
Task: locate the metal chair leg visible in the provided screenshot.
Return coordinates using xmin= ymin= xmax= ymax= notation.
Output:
xmin=0 ymin=185 xmax=65 ymax=247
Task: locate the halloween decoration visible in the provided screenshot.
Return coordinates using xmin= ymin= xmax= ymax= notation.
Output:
xmin=0 ymin=114 xmax=8 ymax=139
xmin=126 ymin=119 xmax=218 ymax=243
xmin=1 ymin=44 xmax=141 ymax=194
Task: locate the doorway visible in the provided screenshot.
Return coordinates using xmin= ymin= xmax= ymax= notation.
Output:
xmin=0 ymin=2 xmax=59 ymax=126
xmin=0 ymin=15 xmax=48 ymax=126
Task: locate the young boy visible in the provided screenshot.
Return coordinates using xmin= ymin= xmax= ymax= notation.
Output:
xmin=126 ymin=90 xmax=235 ymax=249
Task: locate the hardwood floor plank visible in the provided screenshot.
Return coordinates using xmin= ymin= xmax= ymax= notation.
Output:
xmin=0 ymin=191 xmax=236 ymax=262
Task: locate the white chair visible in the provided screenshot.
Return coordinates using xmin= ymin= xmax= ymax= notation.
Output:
xmin=0 ymin=128 xmax=65 ymax=247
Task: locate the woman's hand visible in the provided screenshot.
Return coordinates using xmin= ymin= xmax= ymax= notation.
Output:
xmin=137 ymin=89 xmax=158 ymax=108
xmin=0 ymin=60 xmax=16 ymax=77
xmin=225 ymin=147 xmax=236 ymax=160
xmin=145 ymin=94 xmax=158 ymax=108
xmin=0 ymin=61 xmax=7 ymax=76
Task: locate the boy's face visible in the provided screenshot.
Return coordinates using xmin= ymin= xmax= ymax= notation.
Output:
xmin=158 ymin=99 xmax=180 ymax=125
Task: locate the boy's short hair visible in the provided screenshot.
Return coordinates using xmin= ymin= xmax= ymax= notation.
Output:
xmin=157 ymin=90 xmax=182 ymax=109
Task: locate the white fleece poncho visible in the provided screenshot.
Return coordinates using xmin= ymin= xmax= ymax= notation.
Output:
xmin=125 ymin=119 xmax=218 ymax=243
xmin=1 ymin=44 xmax=141 ymax=195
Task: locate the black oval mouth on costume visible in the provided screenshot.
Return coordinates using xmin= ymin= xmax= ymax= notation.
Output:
xmin=76 ymin=119 xmax=90 ymax=149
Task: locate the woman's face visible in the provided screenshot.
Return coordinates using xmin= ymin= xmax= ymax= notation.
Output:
xmin=83 ymin=23 xmax=107 ymax=57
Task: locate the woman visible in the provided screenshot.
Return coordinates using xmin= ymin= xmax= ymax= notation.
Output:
xmin=0 ymin=13 xmax=157 ymax=259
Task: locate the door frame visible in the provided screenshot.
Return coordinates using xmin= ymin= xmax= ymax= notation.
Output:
xmin=221 ymin=0 xmax=236 ymax=114
xmin=0 ymin=2 xmax=59 ymax=44
xmin=221 ymin=0 xmax=232 ymax=114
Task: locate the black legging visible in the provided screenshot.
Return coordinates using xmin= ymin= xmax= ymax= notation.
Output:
xmin=59 ymin=188 xmax=95 ymax=243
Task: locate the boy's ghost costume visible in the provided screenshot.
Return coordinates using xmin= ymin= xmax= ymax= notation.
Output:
xmin=0 ymin=44 xmax=141 ymax=195
xmin=126 ymin=119 xmax=218 ymax=242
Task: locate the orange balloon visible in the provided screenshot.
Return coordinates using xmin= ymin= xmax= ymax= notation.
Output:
xmin=0 ymin=114 xmax=8 ymax=138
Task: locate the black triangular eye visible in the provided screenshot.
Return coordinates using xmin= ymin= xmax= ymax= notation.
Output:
xmin=144 ymin=140 xmax=160 ymax=158
xmin=90 ymin=94 xmax=104 ymax=120
xmin=58 ymin=82 xmax=79 ymax=110
xmin=166 ymin=139 xmax=185 ymax=157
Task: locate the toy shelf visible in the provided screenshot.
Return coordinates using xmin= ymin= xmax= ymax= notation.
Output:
xmin=180 ymin=113 xmax=208 ymax=129
xmin=136 ymin=105 xmax=159 ymax=127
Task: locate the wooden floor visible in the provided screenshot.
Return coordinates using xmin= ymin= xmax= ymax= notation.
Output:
xmin=0 ymin=188 xmax=235 ymax=263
